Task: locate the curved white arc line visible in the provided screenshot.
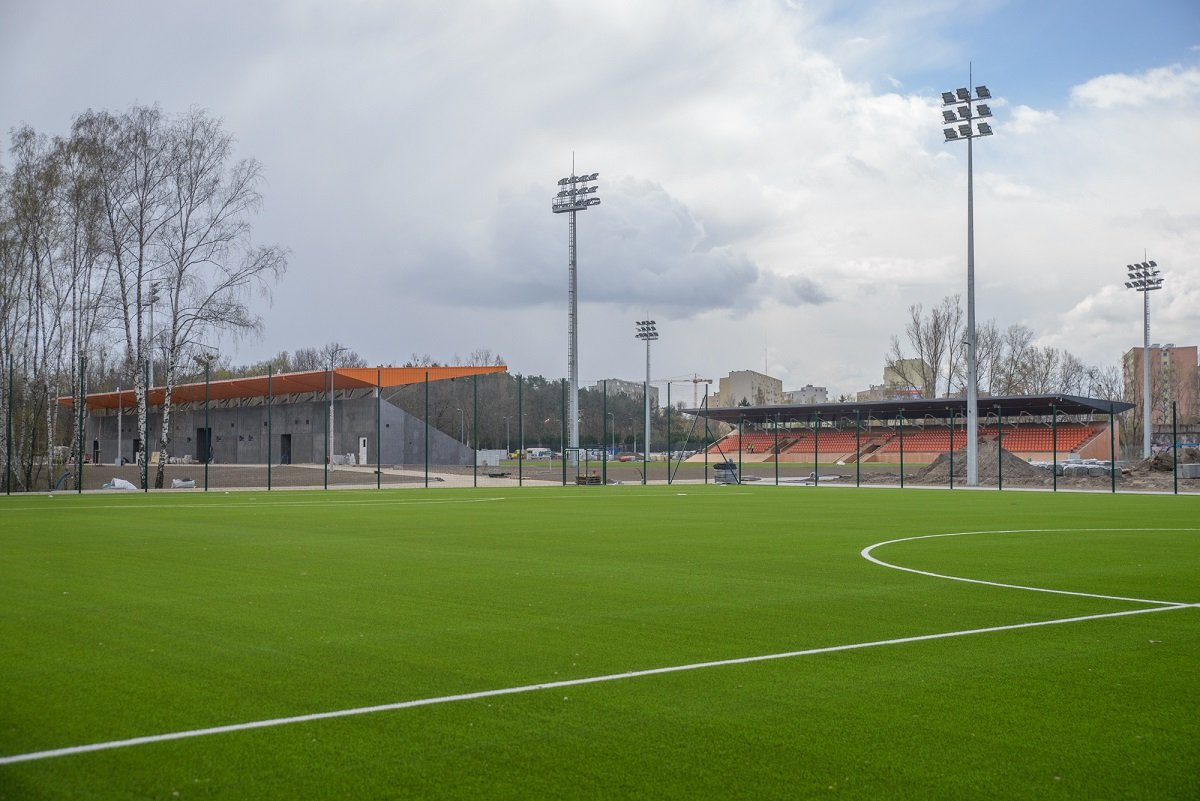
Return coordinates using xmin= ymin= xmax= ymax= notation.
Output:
xmin=861 ymin=528 xmax=1199 ymax=607
xmin=1 ymin=604 xmax=1191 ymax=767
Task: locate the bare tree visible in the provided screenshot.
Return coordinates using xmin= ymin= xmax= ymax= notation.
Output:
xmin=73 ymin=106 xmax=174 ymax=480
xmin=990 ymin=323 xmax=1035 ymax=395
xmin=887 ymin=295 xmax=962 ymax=398
xmin=6 ymin=127 xmax=69 ymax=489
xmin=152 ymin=108 xmax=288 ymax=487
xmin=53 ymin=130 xmax=116 ymax=466
xmin=293 ymin=342 xmax=365 ymax=372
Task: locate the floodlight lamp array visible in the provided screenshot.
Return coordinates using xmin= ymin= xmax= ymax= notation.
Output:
xmin=1125 ymin=261 xmax=1163 ymax=292
xmin=552 ymin=171 xmax=601 ymax=213
xmin=635 ymin=320 xmax=658 ymax=341
xmin=557 ymin=173 xmax=599 ymax=186
xmin=941 ymin=83 xmax=995 ymax=143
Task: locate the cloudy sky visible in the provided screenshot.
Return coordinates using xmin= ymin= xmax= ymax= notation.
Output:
xmin=3 ymin=0 xmax=1198 ymax=398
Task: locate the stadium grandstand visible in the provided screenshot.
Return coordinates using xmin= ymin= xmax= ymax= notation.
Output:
xmin=689 ymin=395 xmax=1133 ymax=464
xmin=62 ymin=366 xmax=506 ymax=468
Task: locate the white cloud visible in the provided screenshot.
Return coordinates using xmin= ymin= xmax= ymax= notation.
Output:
xmin=1006 ymin=104 xmax=1058 ymax=135
xmin=1071 ymin=65 xmax=1200 ymax=109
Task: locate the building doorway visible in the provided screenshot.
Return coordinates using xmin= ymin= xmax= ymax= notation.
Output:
xmin=280 ymin=434 xmax=292 ymax=465
xmin=196 ymin=427 xmax=212 ymax=464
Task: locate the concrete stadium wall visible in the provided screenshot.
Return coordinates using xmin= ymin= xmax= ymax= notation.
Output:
xmin=86 ymin=395 xmax=473 ymax=466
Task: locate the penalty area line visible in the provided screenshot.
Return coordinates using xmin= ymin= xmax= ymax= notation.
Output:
xmin=1 ymin=603 xmax=1193 ymax=767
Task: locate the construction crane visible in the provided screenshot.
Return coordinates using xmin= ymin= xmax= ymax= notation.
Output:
xmin=656 ymin=373 xmax=713 ymax=409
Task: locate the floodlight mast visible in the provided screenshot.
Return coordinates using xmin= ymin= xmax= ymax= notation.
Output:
xmin=552 ymin=169 xmax=601 ymax=464
xmin=635 ymin=320 xmax=658 ymax=465
xmin=941 ymin=71 xmax=994 ymax=487
xmin=1125 ymin=259 xmax=1163 ymax=459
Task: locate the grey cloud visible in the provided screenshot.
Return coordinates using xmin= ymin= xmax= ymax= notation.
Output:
xmin=767 ymin=273 xmax=833 ymax=306
xmin=409 ymin=176 xmax=783 ymax=317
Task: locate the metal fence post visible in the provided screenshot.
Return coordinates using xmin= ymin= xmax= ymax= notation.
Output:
xmin=948 ymin=407 xmax=955 ymax=490
xmin=1051 ymin=405 xmax=1057 ymax=493
xmin=643 ymin=381 xmax=649 ymax=485
xmin=855 ymin=409 xmax=861 ymax=488
xmin=323 ymin=366 xmax=329 ymax=491
xmin=667 ymin=383 xmax=672 ymax=486
xmin=703 ymin=387 xmax=710 ymax=485
xmin=376 ymin=367 xmax=382 ymax=490
xmin=602 ymin=380 xmax=608 ymax=486
xmin=561 ymin=378 xmax=567 ymax=486
xmin=738 ymin=413 xmax=744 ymax=484
xmin=774 ymin=412 xmax=779 ymax=486
xmin=1109 ymin=403 xmax=1116 ymax=494
xmin=996 ymin=405 xmax=1003 ymax=491
xmin=517 ymin=375 xmax=523 ymax=487
xmin=424 ymin=370 xmax=429 ymax=489
xmin=5 ymin=357 xmax=12 ymax=494
xmin=143 ymin=359 xmax=150 ymax=493
xmin=1172 ymin=400 xmax=1178 ymax=495
xmin=76 ymin=356 xmax=87 ymax=493
xmin=473 ymin=373 xmax=478 ymax=489
xmin=267 ymin=366 xmax=272 ymax=491
xmin=898 ymin=410 xmax=904 ymax=489
xmin=204 ymin=360 xmax=210 ymax=492
xmin=813 ymin=412 xmax=820 ymax=487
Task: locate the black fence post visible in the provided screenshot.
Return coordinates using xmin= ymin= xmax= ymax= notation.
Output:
xmin=948 ymin=407 xmax=955 ymax=490
xmin=996 ymin=404 xmax=1004 ymax=491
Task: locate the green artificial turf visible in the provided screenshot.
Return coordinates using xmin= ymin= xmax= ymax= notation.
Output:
xmin=0 ymin=486 xmax=1196 ymax=800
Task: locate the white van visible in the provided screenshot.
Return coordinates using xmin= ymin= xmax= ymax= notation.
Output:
xmin=526 ymin=447 xmax=552 ymax=460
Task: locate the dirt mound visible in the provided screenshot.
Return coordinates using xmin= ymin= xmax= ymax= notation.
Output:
xmin=917 ymin=441 xmax=1047 ymax=483
xmin=1131 ymin=447 xmax=1200 ymax=473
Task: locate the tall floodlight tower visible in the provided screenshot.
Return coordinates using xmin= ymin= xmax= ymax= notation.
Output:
xmin=635 ymin=320 xmax=658 ymax=458
xmin=552 ymin=169 xmax=600 ymax=463
xmin=941 ymin=75 xmax=994 ymax=487
xmin=1124 ymin=259 xmax=1163 ymax=459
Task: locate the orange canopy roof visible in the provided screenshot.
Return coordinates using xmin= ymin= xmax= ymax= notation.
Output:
xmin=62 ymin=365 xmax=508 ymax=411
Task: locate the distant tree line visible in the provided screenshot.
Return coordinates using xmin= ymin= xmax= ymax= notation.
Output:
xmin=0 ymin=105 xmax=287 ymax=490
xmin=886 ymin=294 xmax=1124 ymax=401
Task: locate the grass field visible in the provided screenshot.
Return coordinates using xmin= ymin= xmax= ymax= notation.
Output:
xmin=1 ymin=485 xmax=1197 ymax=800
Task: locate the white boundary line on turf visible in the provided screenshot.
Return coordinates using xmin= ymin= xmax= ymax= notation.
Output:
xmin=0 ymin=496 xmax=508 ymax=513
xmin=2 ymin=603 xmax=1194 ymax=767
xmin=861 ymin=528 xmax=1199 ymax=607
xmin=0 ymin=485 xmax=729 ymax=513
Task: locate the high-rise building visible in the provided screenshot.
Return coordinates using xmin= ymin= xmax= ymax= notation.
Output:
xmin=1122 ymin=344 xmax=1199 ymax=425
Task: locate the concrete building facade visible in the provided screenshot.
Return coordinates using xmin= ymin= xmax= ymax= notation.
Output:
xmin=716 ymin=370 xmax=783 ymax=407
xmin=87 ymin=392 xmax=473 ymax=467
xmin=1122 ymin=344 xmax=1199 ymax=425
xmin=784 ymin=384 xmax=828 ymax=405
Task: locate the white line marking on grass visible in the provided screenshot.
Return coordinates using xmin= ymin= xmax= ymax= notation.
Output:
xmin=0 ymin=496 xmax=507 ymax=513
xmin=1 ymin=603 xmax=1192 ymax=767
xmin=861 ymin=528 xmax=1199 ymax=607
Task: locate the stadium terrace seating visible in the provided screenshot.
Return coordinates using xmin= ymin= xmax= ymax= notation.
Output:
xmin=878 ymin=427 xmax=962 ymax=453
xmin=876 ymin=423 xmax=1103 ymax=454
xmin=985 ymin=423 xmax=1102 ymax=453
xmin=705 ymin=423 xmax=1105 ymax=459
xmin=708 ymin=429 xmax=878 ymax=457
